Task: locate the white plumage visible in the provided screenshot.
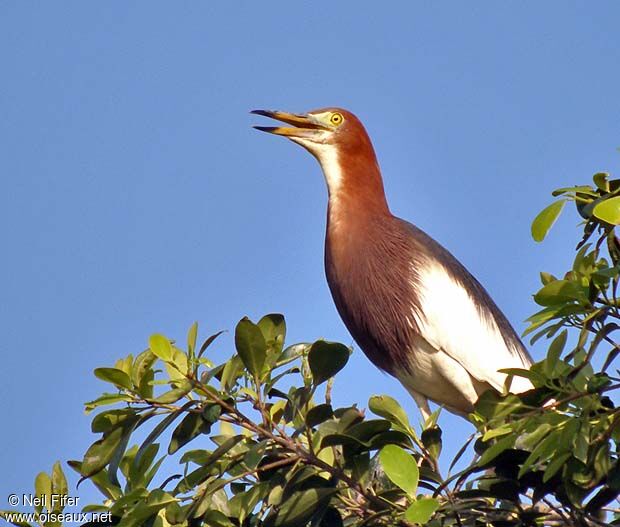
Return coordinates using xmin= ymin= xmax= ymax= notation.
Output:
xmin=397 ymin=263 xmax=532 ymax=419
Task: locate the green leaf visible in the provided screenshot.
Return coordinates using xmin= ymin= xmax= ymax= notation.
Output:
xmin=92 ymin=409 xmax=137 ymax=434
xmin=277 ymin=343 xmax=310 ymax=367
xmin=199 ymin=510 xmax=235 ymax=527
xmin=518 ymin=431 xmax=560 ymax=477
xmin=175 ymin=436 xmax=245 ymax=493
xmin=308 ymin=340 xmax=349 ymax=385
xmin=235 ymin=317 xmax=267 ymax=377
xmin=593 ymin=196 xmax=620 ymax=224
xmin=405 ymin=497 xmax=440 ymax=524
xmin=272 ymin=488 xmax=337 ymax=527
xmin=592 ymin=443 xmax=612 ymax=481
xmin=107 ymin=414 xmax=142 ymax=487
xmin=202 ymin=403 xmax=222 ymax=425
xmin=128 ymin=443 xmax=160 ymax=487
xmin=115 ymin=355 xmax=133 ymax=377
xmin=150 ymin=379 xmax=193 ymax=404
xmin=519 ymin=424 xmax=552 ymax=451
xmin=257 ymin=313 xmax=286 ymax=356
xmin=34 ymin=472 xmax=52 ymax=513
xmin=593 ymin=172 xmax=610 ymax=191
xmin=379 ymin=445 xmax=419 ymax=497
xmin=149 ymin=334 xmax=173 ymax=362
xmin=551 ymin=185 xmax=598 ymax=197
xmin=346 ymin=419 xmax=391 ymax=442
xmin=131 ymin=350 xmax=156 ymax=399
xmin=531 ymin=200 xmax=565 ymax=242
xmin=94 ymin=368 xmax=133 ymax=390
xmin=370 ymin=430 xmax=413 ymax=451
xmin=474 ymin=391 xmax=523 ymax=420
xmin=67 ymin=460 xmax=122 ymax=501
xmin=498 ymin=367 xmax=544 ymax=383
xmin=134 ymin=400 xmax=195 ymax=469
xmin=540 ymin=271 xmax=557 ymax=285
xmin=477 ymin=435 xmax=515 ymax=466
xmin=164 ymin=501 xmax=185 ymax=524
xmin=200 ymin=510 xmax=235 ymax=527
xmin=482 ymin=429 xmax=512 ymax=447
xmin=306 ymin=404 xmax=334 ymax=428
xmin=265 ymin=366 xmax=301 ymax=394
xmin=168 ymin=412 xmax=209 ymax=455
xmin=179 ymin=449 xmax=211 ymax=465
xmin=197 ymin=330 xmax=225 ymax=360
xmin=220 ymin=355 xmax=244 ymax=391
xmin=523 ymin=304 xmax=587 ymax=337
xmin=187 ymin=321 xmax=198 ymax=358
xmin=545 ymin=329 xmax=567 ymax=376
xmin=140 ymin=457 xmax=166 ymax=492
xmin=108 ymin=487 xmax=149 ymax=518
xmin=242 ymin=441 xmax=268 ymax=471
xmin=421 ymin=426 xmax=442 ymax=460
xmin=543 ymin=452 xmax=571 ymax=482
xmin=320 ymin=433 xmax=369 ymax=449
xmin=165 ymin=346 xmax=189 ymax=380
xmin=115 ymin=489 xmax=176 ymax=527
xmin=533 ymin=279 xmax=585 ymax=306
xmin=368 ymin=395 xmax=414 ymax=436
xmin=81 ymin=427 xmax=125 ymax=477
xmin=574 ymin=426 xmax=589 ymax=464
xmin=51 ymin=461 xmax=68 ymax=500
xmin=229 ymin=483 xmax=268 ymax=524
xmin=320 ymin=422 xmax=401 ymax=451
xmin=333 ymin=407 xmax=364 ymax=431
xmin=198 ymin=435 xmax=244 ymax=467
xmin=0 ymin=511 xmax=33 ymax=527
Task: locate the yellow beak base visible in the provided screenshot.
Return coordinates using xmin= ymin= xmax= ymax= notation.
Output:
xmin=251 ymin=109 xmax=327 ymax=138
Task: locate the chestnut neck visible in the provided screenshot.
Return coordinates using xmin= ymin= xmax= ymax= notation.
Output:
xmin=325 ymin=138 xmax=390 ymax=217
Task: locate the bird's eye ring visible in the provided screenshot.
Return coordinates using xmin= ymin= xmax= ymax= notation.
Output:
xmin=330 ymin=113 xmax=343 ymax=126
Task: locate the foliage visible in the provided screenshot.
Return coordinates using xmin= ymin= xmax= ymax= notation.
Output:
xmin=2 ymin=172 xmax=620 ymax=527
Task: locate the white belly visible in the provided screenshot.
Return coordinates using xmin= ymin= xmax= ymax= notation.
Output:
xmin=394 ymin=335 xmax=494 ymax=415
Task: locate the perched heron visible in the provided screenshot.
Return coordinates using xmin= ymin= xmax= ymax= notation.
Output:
xmin=252 ymin=108 xmax=533 ymax=419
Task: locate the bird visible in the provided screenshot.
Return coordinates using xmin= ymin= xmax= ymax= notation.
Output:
xmin=252 ymin=107 xmax=533 ymax=420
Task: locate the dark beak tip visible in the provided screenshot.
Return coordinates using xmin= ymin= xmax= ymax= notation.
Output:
xmin=250 ymin=109 xmax=274 ymax=117
xmin=253 ymin=126 xmax=276 ymax=133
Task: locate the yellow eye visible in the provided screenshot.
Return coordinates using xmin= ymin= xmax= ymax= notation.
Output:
xmin=330 ymin=112 xmax=344 ymax=126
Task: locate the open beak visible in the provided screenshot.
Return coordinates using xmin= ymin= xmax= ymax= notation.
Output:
xmin=251 ymin=109 xmax=328 ymax=138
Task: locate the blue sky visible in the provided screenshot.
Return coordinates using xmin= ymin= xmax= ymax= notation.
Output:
xmin=1 ymin=1 xmax=619 ymax=510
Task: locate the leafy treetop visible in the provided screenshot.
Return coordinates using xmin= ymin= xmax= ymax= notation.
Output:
xmin=3 ymin=171 xmax=620 ymax=527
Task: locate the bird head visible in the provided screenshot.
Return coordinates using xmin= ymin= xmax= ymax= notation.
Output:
xmin=252 ymin=108 xmax=382 ymax=202
xmin=252 ymin=107 xmax=356 ymax=146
